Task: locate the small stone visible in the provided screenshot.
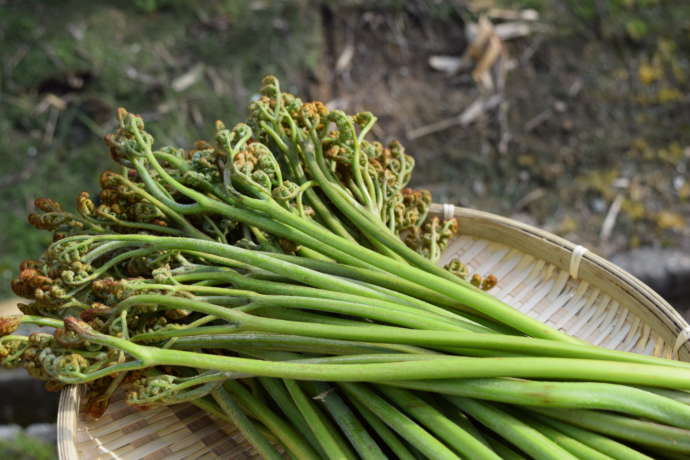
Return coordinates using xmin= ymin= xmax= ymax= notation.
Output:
xmin=26 ymin=423 xmax=57 ymax=444
xmin=0 ymin=424 xmax=21 ymax=441
xmin=591 ymin=198 xmax=606 ymax=213
xmin=611 ymin=248 xmax=690 ymax=299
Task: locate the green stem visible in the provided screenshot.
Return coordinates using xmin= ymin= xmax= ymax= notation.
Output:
xmin=258 ymin=377 xmax=326 ymax=457
xmin=169 ymin=333 xmax=430 ymax=356
xmin=20 ymin=315 xmax=63 ymax=329
xmin=302 ymin=381 xmax=387 ymax=460
xmin=339 ymin=383 xmax=461 ymax=460
xmin=98 ymin=147 xmax=577 ymax=342
xmin=383 ymin=378 xmax=690 ymax=429
xmin=482 ymin=433 xmax=528 ymax=460
xmin=113 ymin=292 xmax=690 ymax=371
xmin=257 ymin=198 xmax=578 ymax=342
xmin=529 ymin=413 xmax=652 ymax=460
xmin=634 ymin=385 xmax=690 ymax=405
xmin=211 ymin=386 xmax=283 ymax=460
xmin=376 ymin=385 xmax=501 ymax=459
xmin=446 ymin=397 xmax=577 ymax=460
xmin=245 ymin=295 xmax=481 ymax=333
xmin=131 ymin=325 xmax=239 ymax=343
xmin=284 ymin=380 xmax=356 ymax=460
xmin=269 ymin=253 xmax=462 ymax=309
xmin=528 ymin=407 xmax=690 ymax=453
xmin=171 ymin=270 xmax=490 ymax=332
xmin=69 ymin=325 xmax=690 ymax=387
xmin=348 ymin=396 xmax=417 ymax=460
xmin=261 ymin=109 xmax=356 ymax=241
xmin=301 ymin=133 xmax=462 ymax=280
xmin=134 ymin=148 xmax=576 ymax=342
xmin=525 ymin=415 xmax=614 ymax=460
xmin=223 ymin=380 xmax=320 ymax=460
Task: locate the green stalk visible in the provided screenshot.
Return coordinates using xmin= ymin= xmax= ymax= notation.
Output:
xmin=302 ymin=187 xmax=357 ymax=242
xmin=525 ymin=415 xmax=614 ymax=460
xmin=268 ymin=253 xmax=461 ymax=309
xmin=284 ymin=379 xmax=356 ymax=460
xmin=348 ymin=280 xmax=513 ymax=334
xmin=19 ymin=315 xmax=64 ymax=329
xmin=297 ymin=245 xmax=335 ymax=261
xmin=482 ymin=433 xmax=528 ymax=460
xmin=70 ymin=321 xmax=690 ymax=388
xmin=633 ymin=385 xmax=690 ymax=405
xmin=529 ymin=413 xmax=652 ymax=460
xmin=112 ymin=293 xmax=690 ymax=371
xmin=170 ymin=333 xmax=431 ymax=356
xmin=256 ymin=307 xmax=432 ymax=332
xmin=348 ymin=396 xmax=418 ymax=460
xmin=211 ymin=387 xmax=283 ymax=460
xmin=302 ymin=381 xmax=387 ymax=460
xmin=447 ymin=411 xmax=492 ymax=451
xmin=118 ymin=173 xmax=210 ymax=240
xmin=192 ymin=395 xmax=285 ymax=448
xmin=376 ymin=385 xmax=501 ymax=460
xmin=190 ymin=395 xmax=228 ymax=421
xmin=83 ymin=233 xmax=451 ymax=320
xmin=137 ymin=152 xmax=375 ymax=269
xmin=301 ymin=132 xmax=445 ymax=272
xmin=251 ymin=350 xmax=383 ymax=459
xmin=446 ymin=397 xmax=577 ymax=460
xmin=250 ymin=312 xmax=513 ymax=362
xmin=252 ymin=197 xmax=578 ymax=342
xmin=292 ymin=354 xmax=454 ymax=365
xmin=269 ymin=254 xmax=520 ymax=334
xmin=259 ymin=96 xmax=358 ymax=242
xmin=244 ymin=295 xmax=482 ymax=333
xmin=131 ymin=325 xmax=240 ymax=343
xmin=125 ymin=282 xmax=256 ymax=299
xmin=193 ymin=396 xmax=290 ymax=449
xmin=133 ymin=148 xmax=579 ymax=342
xmin=119 ymin=287 xmax=479 ymax=339
xmin=172 ymin=268 xmax=491 ymax=332
xmin=383 ymin=378 xmax=690 ymax=429
xmin=528 ymin=407 xmax=690 ymax=453
xmin=222 ymin=380 xmax=320 ymax=460
xmin=170 ymin=269 xmax=490 ymax=332
xmin=222 ymin=184 xmax=542 ymax=332
xmin=258 ymin=377 xmax=326 ymax=457
xmin=339 ymin=383 xmax=461 ymax=460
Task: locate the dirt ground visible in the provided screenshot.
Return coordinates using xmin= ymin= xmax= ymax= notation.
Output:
xmin=313 ymin=2 xmax=690 ymax=259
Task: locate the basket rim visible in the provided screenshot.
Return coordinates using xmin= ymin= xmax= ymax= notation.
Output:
xmin=430 ymin=204 xmax=690 ymax=358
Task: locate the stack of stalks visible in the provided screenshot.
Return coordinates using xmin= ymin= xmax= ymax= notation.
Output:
xmin=3 ymin=76 xmax=690 ymax=459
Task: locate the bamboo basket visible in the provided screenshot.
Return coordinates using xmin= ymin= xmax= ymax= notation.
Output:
xmin=57 ymin=205 xmax=690 ymax=459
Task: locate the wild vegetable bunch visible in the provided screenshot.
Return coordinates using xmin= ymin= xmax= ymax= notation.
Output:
xmin=3 ymin=77 xmax=690 ymax=459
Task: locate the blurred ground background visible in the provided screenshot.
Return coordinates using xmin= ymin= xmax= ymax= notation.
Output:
xmin=0 ymin=0 xmax=689 ymax=455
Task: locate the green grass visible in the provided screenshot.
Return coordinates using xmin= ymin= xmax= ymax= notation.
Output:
xmin=0 ymin=433 xmax=56 ymax=460
xmin=0 ymin=0 xmax=322 ymax=298
xmin=496 ymin=0 xmax=690 ymax=42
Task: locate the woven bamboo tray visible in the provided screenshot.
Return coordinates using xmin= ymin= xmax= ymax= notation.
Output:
xmin=57 ymin=205 xmax=690 ymax=459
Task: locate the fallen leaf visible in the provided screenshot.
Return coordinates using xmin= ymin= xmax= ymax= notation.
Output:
xmin=656 ymin=211 xmax=686 ymax=230
xmin=172 ymin=63 xmax=205 ymax=92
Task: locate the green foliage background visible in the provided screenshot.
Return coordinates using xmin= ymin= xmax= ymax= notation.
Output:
xmin=0 ymin=0 xmax=321 ymax=297
xmin=0 ymin=432 xmax=56 ymax=460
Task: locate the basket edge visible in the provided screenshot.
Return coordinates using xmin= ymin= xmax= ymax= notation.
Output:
xmin=57 ymin=385 xmax=80 ymax=460
xmin=432 ymin=204 xmax=690 ymax=359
